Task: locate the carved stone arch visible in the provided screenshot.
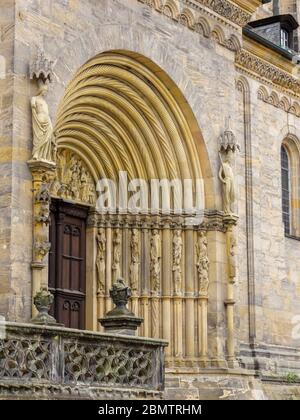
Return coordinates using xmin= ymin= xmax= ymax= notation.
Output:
xmin=279 ymin=96 xmax=291 ymax=112
xmin=268 ymin=91 xmax=280 ymax=107
xmin=194 ymin=17 xmax=211 ymax=38
xmin=226 ymin=34 xmax=242 ymax=52
xmin=257 ymin=85 xmax=269 ymax=101
xmin=160 ymin=0 xmax=179 ymax=20
xmin=282 ymin=133 xmax=300 ymax=237
xmin=290 ymin=101 xmax=300 ymax=117
xmin=139 ymin=0 xmax=163 ymax=10
xmin=51 ymin=48 xmax=218 ymax=366
xmin=178 ymin=8 xmax=195 ymax=29
xmin=211 ymin=25 xmax=226 ymax=46
xmin=55 ymin=51 xmax=215 ymax=208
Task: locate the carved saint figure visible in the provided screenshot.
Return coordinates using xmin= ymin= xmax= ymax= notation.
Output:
xmin=51 ymin=149 xmax=96 ymax=205
xmin=112 ymin=229 xmax=121 ymax=281
xmin=173 ymin=230 xmax=183 ymax=295
xmin=196 ymin=232 xmax=210 ymax=296
xmin=150 ymin=229 xmax=161 ymax=293
xmin=219 ymin=151 xmax=235 ymax=215
xmin=130 ymin=229 xmax=140 ymax=292
xmin=31 ymin=80 xmax=56 ymax=162
xmin=96 ymin=228 xmax=106 ymax=295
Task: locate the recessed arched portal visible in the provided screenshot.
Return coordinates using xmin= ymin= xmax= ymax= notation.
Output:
xmin=50 ymin=51 xmax=215 ymax=366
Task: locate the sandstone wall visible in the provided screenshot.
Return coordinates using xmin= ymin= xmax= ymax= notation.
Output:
xmin=0 ymin=0 xmax=299 ymax=374
xmin=0 ymin=0 xmax=15 ymax=318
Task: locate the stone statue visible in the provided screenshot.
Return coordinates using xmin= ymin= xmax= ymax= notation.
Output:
xmin=112 ymin=229 xmax=121 ymax=281
xmin=219 ymin=150 xmax=235 ymax=215
xmin=196 ymin=232 xmax=210 ymax=296
xmin=96 ymin=228 xmax=106 ymax=294
xmin=51 ymin=149 xmax=96 ymax=205
xmin=150 ymin=229 xmax=161 ymax=293
xmin=31 ymin=80 xmax=56 ymax=163
xmin=130 ymin=229 xmax=140 ymax=292
xmin=173 ymin=230 xmax=183 ymax=295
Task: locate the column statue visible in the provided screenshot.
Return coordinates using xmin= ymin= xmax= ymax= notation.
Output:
xmin=219 ymin=150 xmax=235 ymax=215
xmin=31 ymin=80 xmax=56 ymax=163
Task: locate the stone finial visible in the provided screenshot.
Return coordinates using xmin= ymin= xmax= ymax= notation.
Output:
xmin=30 ymin=49 xmax=54 ymax=83
xmin=220 ymin=117 xmax=240 ymax=154
xmin=99 ymin=278 xmax=143 ymax=335
xmin=31 ymin=288 xmax=60 ymax=326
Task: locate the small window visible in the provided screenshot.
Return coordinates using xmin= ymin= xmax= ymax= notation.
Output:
xmin=281 ymin=29 xmax=289 ymax=49
xmin=281 ymin=146 xmax=291 ymax=235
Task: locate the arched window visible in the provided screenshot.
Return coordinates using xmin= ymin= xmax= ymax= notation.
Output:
xmin=281 ymin=145 xmax=291 ymax=235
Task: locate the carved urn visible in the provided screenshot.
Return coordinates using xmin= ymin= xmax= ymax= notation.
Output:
xmin=31 ymin=288 xmax=60 ymax=326
xmin=99 ymin=279 xmax=143 ymax=336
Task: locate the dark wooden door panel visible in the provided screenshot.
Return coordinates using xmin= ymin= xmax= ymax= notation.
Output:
xmin=49 ymin=200 xmax=88 ymax=330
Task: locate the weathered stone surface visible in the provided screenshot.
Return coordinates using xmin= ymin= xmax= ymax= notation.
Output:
xmin=0 ymin=322 xmax=167 ymax=400
xmin=1 ymin=0 xmax=300 ymax=399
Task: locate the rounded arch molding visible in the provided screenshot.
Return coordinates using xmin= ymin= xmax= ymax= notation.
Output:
xmin=51 ymin=24 xmax=215 ymax=208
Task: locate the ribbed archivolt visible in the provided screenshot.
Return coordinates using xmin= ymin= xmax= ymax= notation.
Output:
xmin=54 ymin=51 xmax=203 ymax=183
xmin=53 ymin=51 xmax=214 ymax=367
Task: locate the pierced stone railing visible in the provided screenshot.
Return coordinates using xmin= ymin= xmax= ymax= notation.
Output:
xmin=0 ymin=322 xmax=167 ymax=400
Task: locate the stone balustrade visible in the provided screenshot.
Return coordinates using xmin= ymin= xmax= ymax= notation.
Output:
xmin=0 ymin=321 xmax=167 ymax=400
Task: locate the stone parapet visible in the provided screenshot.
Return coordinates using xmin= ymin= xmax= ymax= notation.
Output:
xmin=0 ymin=322 xmax=167 ymax=400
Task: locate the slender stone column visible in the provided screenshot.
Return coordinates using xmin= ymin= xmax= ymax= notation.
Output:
xmin=141 ymin=220 xmax=150 ymax=336
xmin=162 ymin=223 xmax=172 ymax=358
xmin=140 ymin=296 xmax=149 ymax=337
xmin=28 ymin=160 xmax=56 ymax=317
xmin=198 ymin=296 xmax=208 ymax=363
xmin=151 ymin=296 xmax=160 ymax=339
xmin=224 ymin=215 xmax=238 ymax=368
xmin=172 ymin=229 xmax=183 ymax=360
xmin=185 ymin=228 xmax=195 ymax=358
xmin=86 ymin=224 xmax=98 ymax=331
xmin=174 ymin=297 xmax=183 ymax=358
xmin=105 ymin=227 xmax=113 ymax=313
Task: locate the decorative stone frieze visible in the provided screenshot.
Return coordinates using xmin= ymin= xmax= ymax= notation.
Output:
xmin=236 ymin=49 xmax=300 ymax=98
xmin=87 ymin=210 xmax=227 ymax=232
xmin=257 ymin=85 xmax=300 ymax=117
xmin=138 ymin=0 xmax=251 ymax=27
xmin=50 ymin=149 xmax=96 ymax=206
xmin=137 ymin=0 xmax=243 ymax=52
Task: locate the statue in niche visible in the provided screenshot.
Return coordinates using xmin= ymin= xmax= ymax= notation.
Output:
xmin=130 ymin=229 xmax=140 ymax=292
xmin=196 ymin=231 xmax=210 ymax=296
xmin=173 ymin=230 xmax=183 ymax=295
xmin=150 ymin=229 xmax=161 ymax=293
xmin=50 ymin=149 xmax=96 ymax=205
xmin=219 ymin=150 xmax=235 ymax=215
xmin=112 ymin=229 xmax=121 ymax=281
xmin=96 ymin=228 xmax=106 ymax=295
xmin=228 ymin=230 xmax=237 ymax=281
xmin=31 ymin=80 xmax=56 ymax=163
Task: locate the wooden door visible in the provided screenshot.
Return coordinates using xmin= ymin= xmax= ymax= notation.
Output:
xmin=49 ymin=200 xmax=88 ymax=329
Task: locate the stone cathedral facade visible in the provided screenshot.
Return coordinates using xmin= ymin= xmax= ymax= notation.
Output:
xmin=1 ymin=0 xmax=300 ymax=400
